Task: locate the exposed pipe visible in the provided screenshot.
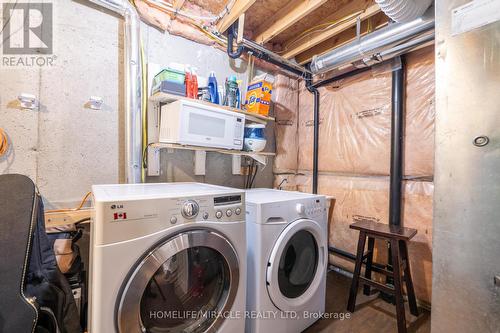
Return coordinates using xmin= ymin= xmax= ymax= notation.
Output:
xmin=241 ymin=38 xmax=310 ymax=77
xmin=313 ymin=67 xmax=372 ymax=89
xmin=88 ymin=0 xmax=143 ymax=184
xmin=310 ymin=8 xmax=434 ymax=74
xmin=305 ymin=73 xmax=319 ymax=194
xmin=382 ymin=58 xmax=405 ymax=302
xmin=376 ymin=0 xmax=433 ymax=23
xmin=329 ymin=246 xmax=357 ymax=261
xmin=227 ymin=24 xmax=245 ymax=59
xmin=389 ymin=56 xmax=405 ymax=226
xmin=329 ymin=264 xmax=354 ymax=279
xmin=226 ymin=22 xmax=310 ymax=77
xmin=328 ymin=246 xmax=387 ymax=271
xmin=363 ymin=31 xmax=434 ymax=67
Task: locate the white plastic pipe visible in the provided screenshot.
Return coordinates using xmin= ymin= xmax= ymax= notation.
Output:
xmin=88 ymin=0 xmax=143 ymax=184
xmin=375 ymin=0 xmax=434 ymax=23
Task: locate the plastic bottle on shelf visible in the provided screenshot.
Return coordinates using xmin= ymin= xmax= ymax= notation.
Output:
xmin=224 ymin=75 xmax=240 ymax=108
xmin=218 ymin=84 xmax=224 ymax=105
xmin=185 ymin=65 xmax=193 ymax=98
xmin=236 ymin=79 xmax=243 ymax=108
xmin=191 ymin=67 xmax=198 ymax=100
xmin=208 ymin=71 xmax=219 ymax=104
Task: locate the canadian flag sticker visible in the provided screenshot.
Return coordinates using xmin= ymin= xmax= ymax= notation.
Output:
xmin=114 ymin=212 xmax=127 ymax=220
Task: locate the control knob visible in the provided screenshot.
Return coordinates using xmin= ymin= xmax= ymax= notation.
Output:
xmin=181 ymin=200 xmax=199 ymax=219
xmin=296 ymin=203 xmax=306 ymax=214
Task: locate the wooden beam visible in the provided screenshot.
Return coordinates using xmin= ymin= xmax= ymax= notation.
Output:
xmin=295 ymin=12 xmax=388 ymax=64
xmin=173 ymin=0 xmax=186 ymax=10
xmin=171 ymin=0 xmax=186 ymax=19
xmin=237 ymin=13 xmax=245 ymax=43
xmin=254 ymin=0 xmax=329 ymax=44
xmin=216 ymin=0 xmax=257 ymax=33
xmin=282 ymin=2 xmax=381 ymax=59
xmin=45 ymin=209 xmax=92 ymax=228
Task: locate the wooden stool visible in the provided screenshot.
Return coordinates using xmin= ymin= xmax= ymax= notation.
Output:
xmin=347 ymin=221 xmax=419 ymax=333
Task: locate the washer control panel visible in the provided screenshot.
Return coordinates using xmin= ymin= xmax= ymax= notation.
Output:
xmin=105 ymin=192 xmax=244 ymax=227
xmin=168 ymin=194 xmax=244 ymax=225
xmin=181 ymin=200 xmax=199 ymax=219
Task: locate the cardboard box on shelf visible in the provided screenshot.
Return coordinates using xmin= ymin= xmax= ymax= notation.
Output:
xmin=245 ymin=74 xmax=274 ymax=116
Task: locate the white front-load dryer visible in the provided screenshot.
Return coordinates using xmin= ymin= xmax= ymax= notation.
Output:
xmin=245 ymin=189 xmax=327 ymax=333
xmin=89 ymin=183 xmax=246 ymax=333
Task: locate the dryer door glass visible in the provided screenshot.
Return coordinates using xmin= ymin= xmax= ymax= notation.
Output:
xmin=277 ymin=230 xmax=318 ymax=298
xmin=117 ymin=230 xmax=240 ymax=333
xmin=140 ymin=246 xmax=229 ymax=333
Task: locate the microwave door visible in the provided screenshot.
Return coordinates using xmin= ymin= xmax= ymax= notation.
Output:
xmin=179 ymin=105 xmax=233 ymax=149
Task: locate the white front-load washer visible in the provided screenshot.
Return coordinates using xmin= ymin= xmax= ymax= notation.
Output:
xmin=89 ymin=183 xmax=246 ymax=333
xmin=245 ymin=189 xmax=327 ymax=333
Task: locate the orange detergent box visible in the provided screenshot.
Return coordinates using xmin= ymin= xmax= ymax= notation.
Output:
xmin=245 ymin=74 xmax=274 ymax=116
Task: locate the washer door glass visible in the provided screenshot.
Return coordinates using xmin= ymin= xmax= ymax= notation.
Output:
xmin=277 ymin=230 xmax=318 ymax=298
xmin=140 ymin=246 xmax=229 ymax=333
xmin=117 ymin=230 xmax=240 ymax=333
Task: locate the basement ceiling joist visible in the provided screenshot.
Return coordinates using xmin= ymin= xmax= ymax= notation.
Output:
xmin=253 ymin=0 xmax=329 ymax=44
xmin=215 ymin=0 xmax=389 ymax=67
xmin=173 ymin=0 xmax=186 ymax=9
xmin=281 ymin=2 xmax=381 ymax=59
xmin=217 ymin=0 xmax=258 ymax=32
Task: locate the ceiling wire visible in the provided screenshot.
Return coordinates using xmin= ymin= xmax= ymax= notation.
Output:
xmin=276 ymin=10 xmax=365 ymax=54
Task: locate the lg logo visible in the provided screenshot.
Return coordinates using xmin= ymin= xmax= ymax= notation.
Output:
xmin=2 ymin=2 xmax=53 ymax=55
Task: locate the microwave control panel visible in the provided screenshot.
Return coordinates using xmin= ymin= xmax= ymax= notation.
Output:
xmin=234 ymin=117 xmax=244 ymax=145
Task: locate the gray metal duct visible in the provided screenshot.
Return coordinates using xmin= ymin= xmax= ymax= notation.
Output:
xmin=88 ymin=0 xmax=143 ymax=184
xmin=376 ymin=0 xmax=433 ymax=23
xmin=310 ymin=8 xmax=434 ymax=74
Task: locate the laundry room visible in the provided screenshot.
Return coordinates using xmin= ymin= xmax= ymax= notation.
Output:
xmin=1 ymin=0 xmax=499 ymax=333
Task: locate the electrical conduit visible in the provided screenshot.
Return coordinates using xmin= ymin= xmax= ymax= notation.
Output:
xmin=88 ymin=0 xmax=143 ymax=184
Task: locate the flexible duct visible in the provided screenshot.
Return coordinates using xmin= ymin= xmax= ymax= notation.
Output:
xmin=310 ymin=8 xmax=434 ymax=74
xmin=376 ymin=0 xmax=433 ymax=23
xmin=88 ymin=0 xmax=143 ymax=184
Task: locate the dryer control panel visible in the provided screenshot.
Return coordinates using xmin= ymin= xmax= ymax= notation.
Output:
xmin=296 ymin=199 xmax=324 ymax=216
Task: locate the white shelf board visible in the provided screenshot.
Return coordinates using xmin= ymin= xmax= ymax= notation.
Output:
xmin=150 ymin=142 xmax=275 ymax=157
xmin=148 ymin=142 xmax=274 ymax=175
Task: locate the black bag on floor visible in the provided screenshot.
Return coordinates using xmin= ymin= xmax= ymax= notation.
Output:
xmin=0 ymin=174 xmax=81 ymax=333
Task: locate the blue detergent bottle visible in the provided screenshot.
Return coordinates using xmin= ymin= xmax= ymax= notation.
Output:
xmin=208 ymin=71 xmax=219 ymax=104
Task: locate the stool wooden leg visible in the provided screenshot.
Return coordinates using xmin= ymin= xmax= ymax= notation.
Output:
xmin=363 ymin=236 xmax=375 ymax=296
xmin=400 ymin=240 xmax=419 ymax=316
xmin=347 ymin=231 xmax=366 ymax=312
xmin=390 ymin=239 xmax=407 ymax=333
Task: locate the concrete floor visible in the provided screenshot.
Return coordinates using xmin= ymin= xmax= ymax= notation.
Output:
xmin=304 ymin=271 xmax=431 ymax=333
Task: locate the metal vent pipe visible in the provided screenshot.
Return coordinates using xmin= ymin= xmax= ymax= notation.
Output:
xmin=88 ymin=0 xmax=143 ymax=184
xmin=310 ymin=8 xmax=434 ymax=74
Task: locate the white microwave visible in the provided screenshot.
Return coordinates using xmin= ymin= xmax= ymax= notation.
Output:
xmin=159 ymin=100 xmax=245 ymax=150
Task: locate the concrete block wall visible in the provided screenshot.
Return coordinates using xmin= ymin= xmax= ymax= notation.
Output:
xmin=0 ymin=1 xmax=274 ymax=208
